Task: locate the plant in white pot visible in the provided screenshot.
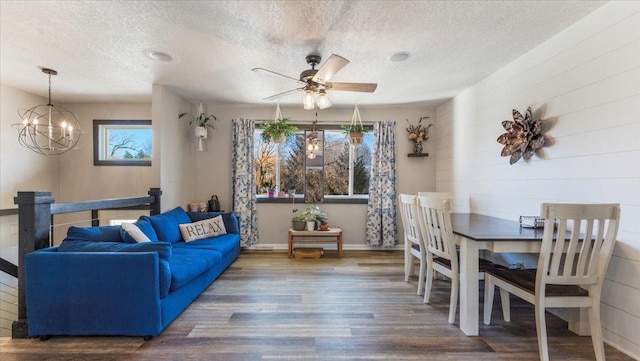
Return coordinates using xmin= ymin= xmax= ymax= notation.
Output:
xmin=179 ymin=103 xmax=217 ymax=151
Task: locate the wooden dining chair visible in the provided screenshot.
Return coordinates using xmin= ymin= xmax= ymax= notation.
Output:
xmin=416 ymin=196 xmax=492 ymax=324
xmin=483 ymin=203 xmax=621 ymax=361
xmin=399 ymin=194 xmax=427 ymax=295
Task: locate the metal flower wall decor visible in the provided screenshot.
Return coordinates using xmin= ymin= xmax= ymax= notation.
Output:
xmin=497 ymin=107 xmax=545 ymax=165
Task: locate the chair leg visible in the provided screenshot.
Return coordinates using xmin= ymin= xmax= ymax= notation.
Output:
xmin=404 ymin=245 xmax=411 ymax=282
xmin=424 ymin=265 xmax=434 ymax=304
xmin=499 ymin=288 xmax=510 ymax=322
xmin=588 ymin=305 xmax=606 ymax=361
xmin=448 ymin=273 xmax=459 ymax=324
xmin=417 ymin=252 xmax=426 ymax=296
xmin=483 ymin=278 xmax=495 ymax=325
xmin=535 ymin=301 xmax=550 ymax=361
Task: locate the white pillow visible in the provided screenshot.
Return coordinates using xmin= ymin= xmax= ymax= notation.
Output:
xmin=121 ymin=222 xmax=151 ymax=243
xmin=179 ymin=215 xmax=227 ymax=242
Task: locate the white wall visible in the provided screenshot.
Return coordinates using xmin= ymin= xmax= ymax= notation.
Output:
xmin=435 ymin=2 xmax=640 ymax=356
xmin=192 ymin=103 xmax=436 ymax=246
xmin=0 ymin=85 xmax=61 ymax=336
xmin=153 ymin=84 xmax=197 ymax=212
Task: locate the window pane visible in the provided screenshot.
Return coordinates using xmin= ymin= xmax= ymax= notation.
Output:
xmin=280 ymin=133 xmax=305 ymax=193
xmin=105 ymin=128 xmax=152 ymax=160
xmin=254 ymin=132 xmax=277 ymax=194
xmin=353 ymin=133 xmax=373 ymax=195
xmin=324 ymin=131 xmax=349 ymax=195
xmin=93 ymin=120 xmax=152 ymax=166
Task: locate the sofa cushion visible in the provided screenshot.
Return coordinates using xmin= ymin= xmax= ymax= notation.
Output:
xmin=179 ymin=216 xmax=227 ymax=242
xmin=173 ymin=233 xmax=240 ymax=256
xmin=146 ymin=207 xmax=192 ymax=243
xmin=57 ymin=240 xmax=172 ymax=298
xmin=188 ymin=212 xmax=239 ymax=234
xmin=120 ymin=217 xmax=159 ymax=243
xmin=66 ymin=225 xmax=125 ymax=243
xmin=120 ymin=222 xmax=151 ymax=243
xmin=168 ymin=248 xmax=221 ymax=292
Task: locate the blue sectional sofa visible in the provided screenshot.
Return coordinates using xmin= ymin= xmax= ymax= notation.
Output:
xmin=24 ymin=207 xmax=240 ymax=339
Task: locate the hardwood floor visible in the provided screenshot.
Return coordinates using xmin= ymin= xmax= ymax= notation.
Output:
xmin=0 ymin=251 xmax=634 ymax=360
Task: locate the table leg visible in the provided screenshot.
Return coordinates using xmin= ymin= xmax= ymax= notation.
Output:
xmin=288 ymin=231 xmax=293 ymax=258
xmin=458 ymin=236 xmax=481 ymax=336
xmin=338 ymin=231 xmax=342 ymax=258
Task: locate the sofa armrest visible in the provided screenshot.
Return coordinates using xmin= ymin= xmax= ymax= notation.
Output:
xmin=25 ymin=248 xmax=163 ymax=337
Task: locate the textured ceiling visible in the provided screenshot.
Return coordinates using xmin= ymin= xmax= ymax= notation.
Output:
xmin=0 ymin=0 xmax=606 ymax=108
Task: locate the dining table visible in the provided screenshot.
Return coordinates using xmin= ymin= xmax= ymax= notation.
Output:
xmin=451 ymin=213 xmax=589 ymax=336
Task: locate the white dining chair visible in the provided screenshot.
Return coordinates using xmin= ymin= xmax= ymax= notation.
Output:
xmin=399 ymin=194 xmax=427 ymax=295
xmin=416 ymin=196 xmax=492 ymax=324
xmin=483 ymin=203 xmax=621 ymax=361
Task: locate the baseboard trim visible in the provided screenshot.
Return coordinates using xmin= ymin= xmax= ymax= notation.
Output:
xmin=243 ymin=244 xmax=404 ymax=251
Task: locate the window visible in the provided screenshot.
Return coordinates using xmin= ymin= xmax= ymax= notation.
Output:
xmin=93 ymin=120 xmax=152 ymax=166
xmin=254 ymin=124 xmax=372 ymax=203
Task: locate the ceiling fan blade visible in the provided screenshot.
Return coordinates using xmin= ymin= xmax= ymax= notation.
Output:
xmin=263 ymin=87 xmax=304 ymax=101
xmin=252 ymin=67 xmax=304 ymax=84
xmin=326 ymin=82 xmax=378 ymax=93
xmin=311 ymin=54 xmax=350 ymax=84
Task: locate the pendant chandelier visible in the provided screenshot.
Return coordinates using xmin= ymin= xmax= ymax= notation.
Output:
xmin=12 ymin=68 xmax=82 ymax=155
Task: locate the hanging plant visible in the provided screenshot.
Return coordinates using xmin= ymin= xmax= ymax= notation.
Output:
xmin=497 ymin=107 xmax=545 ymax=165
xmin=260 ymin=118 xmax=298 ymax=143
xmin=345 ymin=104 xmax=367 ymax=146
xmin=178 ymin=103 xmax=217 ymax=130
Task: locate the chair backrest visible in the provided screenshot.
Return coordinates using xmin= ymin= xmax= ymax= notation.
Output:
xmin=399 ymin=194 xmax=421 ymax=247
xmin=416 ymin=196 xmax=457 ymax=267
xmin=417 ymin=192 xmax=452 ymax=201
xmin=537 ymin=203 xmax=621 ymax=293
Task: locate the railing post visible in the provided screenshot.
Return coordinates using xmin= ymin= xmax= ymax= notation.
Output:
xmin=12 ymin=191 xmax=55 ymax=338
xmin=149 ymin=188 xmax=162 ymax=215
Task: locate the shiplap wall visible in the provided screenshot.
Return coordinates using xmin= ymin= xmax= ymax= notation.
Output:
xmin=435 ymin=2 xmax=640 ymax=357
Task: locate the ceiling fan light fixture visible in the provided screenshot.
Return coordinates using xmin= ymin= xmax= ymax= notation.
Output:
xmin=317 ymin=89 xmax=332 ymax=109
xmin=303 ymin=89 xmax=315 ymax=110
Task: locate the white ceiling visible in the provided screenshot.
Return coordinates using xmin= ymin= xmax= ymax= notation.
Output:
xmin=0 ymin=0 xmax=606 ymax=108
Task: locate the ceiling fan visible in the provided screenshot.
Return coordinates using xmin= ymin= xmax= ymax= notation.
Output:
xmin=252 ymin=54 xmax=377 ymax=110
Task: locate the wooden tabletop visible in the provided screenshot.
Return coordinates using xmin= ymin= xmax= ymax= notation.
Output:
xmin=451 ymin=213 xmax=545 ymax=242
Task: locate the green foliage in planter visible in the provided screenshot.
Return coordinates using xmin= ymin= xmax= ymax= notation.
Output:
xmin=260 ymin=118 xmax=298 ymax=142
xmin=179 ymin=111 xmax=217 ymax=130
xmin=341 ymin=123 xmax=368 ymax=134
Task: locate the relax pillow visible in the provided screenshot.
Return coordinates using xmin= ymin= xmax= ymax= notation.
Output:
xmin=146 ymin=207 xmax=192 ymax=243
xmin=187 ymin=211 xmax=240 ymax=234
xmin=66 ymin=225 xmax=125 ymax=243
xmin=120 ymin=217 xmax=159 ymax=243
xmin=179 ymin=215 xmax=227 ymax=242
xmin=120 ymin=222 xmax=151 ymax=243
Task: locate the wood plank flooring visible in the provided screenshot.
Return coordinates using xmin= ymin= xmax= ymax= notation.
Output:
xmin=0 ymin=251 xmax=634 ymax=360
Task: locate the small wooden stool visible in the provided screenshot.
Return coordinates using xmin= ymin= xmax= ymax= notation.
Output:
xmin=293 ymin=247 xmax=324 ymax=259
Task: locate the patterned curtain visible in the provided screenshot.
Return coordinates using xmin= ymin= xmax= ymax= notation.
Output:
xmin=232 ymin=118 xmax=259 ymax=247
xmin=366 ymin=120 xmax=398 ymax=247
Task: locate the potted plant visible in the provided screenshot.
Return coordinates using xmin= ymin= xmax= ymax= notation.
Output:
xmin=292 ymin=213 xmax=307 ymax=231
xmin=179 ymin=103 xmax=217 ymax=136
xmin=315 ymin=212 xmax=329 ymax=231
xmin=260 ymin=118 xmax=298 ymax=143
xmin=261 ymin=179 xmax=276 ymax=198
xmin=179 ymin=103 xmax=217 ymax=151
xmin=341 ymin=124 xmax=368 ymax=146
xmin=301 ymin=204 xmax=321 ymax=231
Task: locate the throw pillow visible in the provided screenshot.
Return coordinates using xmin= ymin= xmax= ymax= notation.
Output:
xmin=121 ymin=222 xmax=151 ymax=243
xmin=66 ymin=225 xmax=125 ymax=242
xmin=179 ymin=215 xmax=227 ymax=242
xmin=147 ymin=206 xmax=192 ymax=243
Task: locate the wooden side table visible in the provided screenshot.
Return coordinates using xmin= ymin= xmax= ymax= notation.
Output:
xmin=288 ymin=228 xmax=342 ymax=258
